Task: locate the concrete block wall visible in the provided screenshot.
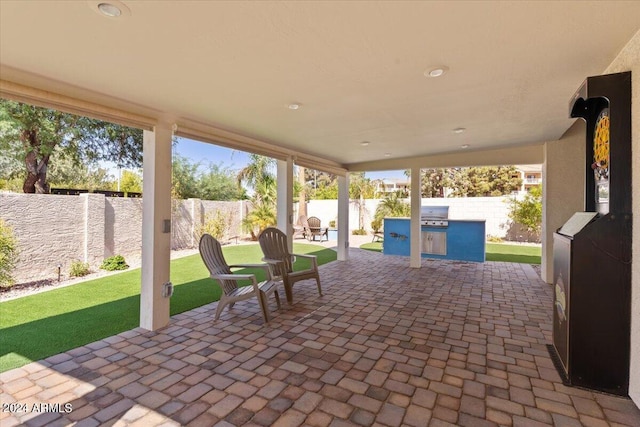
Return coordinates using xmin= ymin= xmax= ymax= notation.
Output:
xmin=0 ymin=194 xmax=249 ymax=284
xmin=1 ymin=193 xmax=86 ymax=283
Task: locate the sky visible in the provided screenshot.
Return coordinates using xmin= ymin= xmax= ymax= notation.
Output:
xmin=172 ymin=137 xmax=407 ymax=181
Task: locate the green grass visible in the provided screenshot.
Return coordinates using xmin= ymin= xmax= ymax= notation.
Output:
xmin=0 ymin=243 xmax=336 ymax=373
xmin=359 ymin=241 xmax=541 ymax=264
xmin=485 ymin=242 xmax=541 ymax=264
xmin=359 ymin=242 xmax=383 ymax=252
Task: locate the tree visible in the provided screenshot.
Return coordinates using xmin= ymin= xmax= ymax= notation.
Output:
xmin=297 ymin=166 xmax=308 ymax=219
xmin=171 ymin=154 xmax=201 ymax=199
xmin=449 ymin=166 xmax=521 ymax=197
xmin=40 ymin=147 xmax=117 ymax=191
xmin=421 ymin=168 xmax=454 ymax=198
xmin=0 ymin=219 xmax=18 ymax=288
xmin=237 ymin=154 xmax=276 ymax=191
xmin=237 ymin=155 xmax=277 ymax=238
xmin=509 ymin=185 xmax=542 ymax=234
xmin=199 ymin=164 xmax=245 ymax=201
xmin=119 ymin=170 xmax=143 ymax=194
xmin=0 ymin=99 xmax=142 ymax=193
xmin=349 ymin=172 xmax=378 ymax=231
xmin=171 ymin=155 xmax=244 ymax=201
xmin=375 ymin=191 xmax=411 ymax=219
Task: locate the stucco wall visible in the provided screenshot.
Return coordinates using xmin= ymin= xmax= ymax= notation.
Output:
xmin=106 ymin=197 xmax=143 ymax=260
xmin=0 ymin=193 xmax=86 ymax=282
xmin=0 ymin=194 xmax=249 ymax=283
xmin=541 ymin=122 xmax=585 ymax=283
xmin=604 ymin=29 xmax=639 ymax=406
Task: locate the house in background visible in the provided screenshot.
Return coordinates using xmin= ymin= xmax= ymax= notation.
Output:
xmin=514 ymin=164 xmax=543 ymax=192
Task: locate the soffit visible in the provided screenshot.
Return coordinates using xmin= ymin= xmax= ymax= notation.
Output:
xmin=0 ymin=1 xmax=638 ymax=170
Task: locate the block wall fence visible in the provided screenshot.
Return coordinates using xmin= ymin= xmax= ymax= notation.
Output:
xmin=1 ymin=193 xmax=522 ymax=283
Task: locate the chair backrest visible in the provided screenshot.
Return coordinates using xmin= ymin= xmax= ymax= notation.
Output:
xmin=199 ymin=234 xmax=237 ymax=294
xmin=258 ymin=227 xmax=293 ymax=276
xmin=307 ymin=216 xmax=321 ymax=228
xmin=297 ymin=215 xmax=308 ymax=226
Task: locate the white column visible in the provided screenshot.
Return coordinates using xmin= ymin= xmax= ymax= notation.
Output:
xmin=277 ymin=157 xmax=294 ymax=251
xmin=140 ymin=124 xmax=173 ymax=331
xmin=337 ymin=174 xmax=350 ymax=261
xmin=410 ymin=167 xmax=422 ymax=268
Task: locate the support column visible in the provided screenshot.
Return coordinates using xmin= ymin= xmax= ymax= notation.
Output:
xmin=140 ymin=123 xmax=173 ymax=331
xmin=188 ymin=198 xmax=202 ymax=248
xmin=277 ymin=157 xmax=294 ymax=251
xmin=410 ymin=167 xmax=422 ymax=268
xmin=81 ymin=193 xmax=106 ymax=265
xmin=337 ymin=174 xmax=350 ymax=261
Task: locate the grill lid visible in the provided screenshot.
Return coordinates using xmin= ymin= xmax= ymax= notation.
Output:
xmin=420 ymin=206 xmax=449 ymax=220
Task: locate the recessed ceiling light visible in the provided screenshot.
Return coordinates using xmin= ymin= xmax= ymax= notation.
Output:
xmin=425 ymin=66 xmax=449 ymax=78
xmin=360 ymin=141 xmax=370 ymax=146
xmin=452 ymin=127 xmax=466 ymax=134
xmin=384 ymin=153 xmax=391 ymax=157
xmin=461 ymin=144 xmax=470 ymax=149
xmin=89 ymin=1 xmax=130 ymax=18
xmin=98 ymin=2 xmax=122 ymax=17
xmin=287 ymin=103 xmax=301 ymax=110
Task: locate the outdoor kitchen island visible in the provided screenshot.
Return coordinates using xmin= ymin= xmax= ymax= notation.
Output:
xmin=382 ymin=217 xmax=486 ymax=262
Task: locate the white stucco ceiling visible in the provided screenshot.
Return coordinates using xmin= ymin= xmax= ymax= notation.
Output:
xmin=0 ymin=1 xmax=638 ymax=171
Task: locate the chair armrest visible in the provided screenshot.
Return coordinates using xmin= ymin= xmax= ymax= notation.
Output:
xmin=229 ymin=263 xmax=270 ymax=271
xmin=292 ymin=253 xmax=318 ymax=268
xmin=213 ymin=273 xmax=257 ymax=283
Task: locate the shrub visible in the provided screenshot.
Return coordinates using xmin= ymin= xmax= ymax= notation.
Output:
xmin=0 ymin=219 xmax=18 ymax=288
xmin=352 ymin=229 xmax=367 ymax=235
xmin=371 ymin=218 xmax=383 ymax=233
xmin=100 ymin=255 xmax=129 ymax=271
xmin=487 ymin=235 xmax=504 ymax=243
xmin=508 ymin=185 xmax=542 ymax=234
xmin=199 ymin=210 xmax=232 ymax=240
xmin=69 ymin=260 xmax=90 ymax=278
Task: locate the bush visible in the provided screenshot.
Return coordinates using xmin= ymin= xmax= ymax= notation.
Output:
xmin=508 ymin=185 xmax=542 ymax=234
xmin=0 ymin=219 xmax=18 ymax=288
xmin=69 ymin=260 xmax=90 ymax=278
xmin=352 ymin=229 xmax=367 ymax=235
xmin=199 ymin=210 xmax=232 ymax=240
xmin=100 ymin=255 xmax=129 ymax=271
xmin=371 ymin=218 xmax=383 ymax=233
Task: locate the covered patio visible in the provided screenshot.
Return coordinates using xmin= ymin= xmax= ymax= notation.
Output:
xmin=2 ymin=1 xmax=640 ymax=422
xmin=2 ymin=248 xmax=639 ymax=426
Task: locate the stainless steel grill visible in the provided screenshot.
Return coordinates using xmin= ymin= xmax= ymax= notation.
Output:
xmin=420 ymin=206 xmax=449 ymax=227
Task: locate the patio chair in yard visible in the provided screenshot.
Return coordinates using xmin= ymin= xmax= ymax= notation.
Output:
xmin=258 ymin=227 xmax=322 ymax=304
xmin=199 ymin=234 xmax=281 ymax=323
xmin=293 ymin=215 xmax=307 ymax=239
xmin=306 ymin=216 xmax=329 ymax=242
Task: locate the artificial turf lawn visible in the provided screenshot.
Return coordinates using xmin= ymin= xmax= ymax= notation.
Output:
xmin=0 ymin=243 xmax=336 ymax=373
xmin=360 ymin=241 xmax=541 ymax=264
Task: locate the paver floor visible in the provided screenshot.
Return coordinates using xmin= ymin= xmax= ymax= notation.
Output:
xmin=1 ymin=248 xmax=639 ymax=426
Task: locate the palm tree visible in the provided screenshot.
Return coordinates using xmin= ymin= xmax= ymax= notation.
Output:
xmin=237 ymin=154 xmax=277 ymax=239
xmin=236 ymin=154 xmax=275 ymax=190
xmin=349 ymin=172 xmax=378 ymax=231
xmin=375 ymin=191 xmax=411 ymax=219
